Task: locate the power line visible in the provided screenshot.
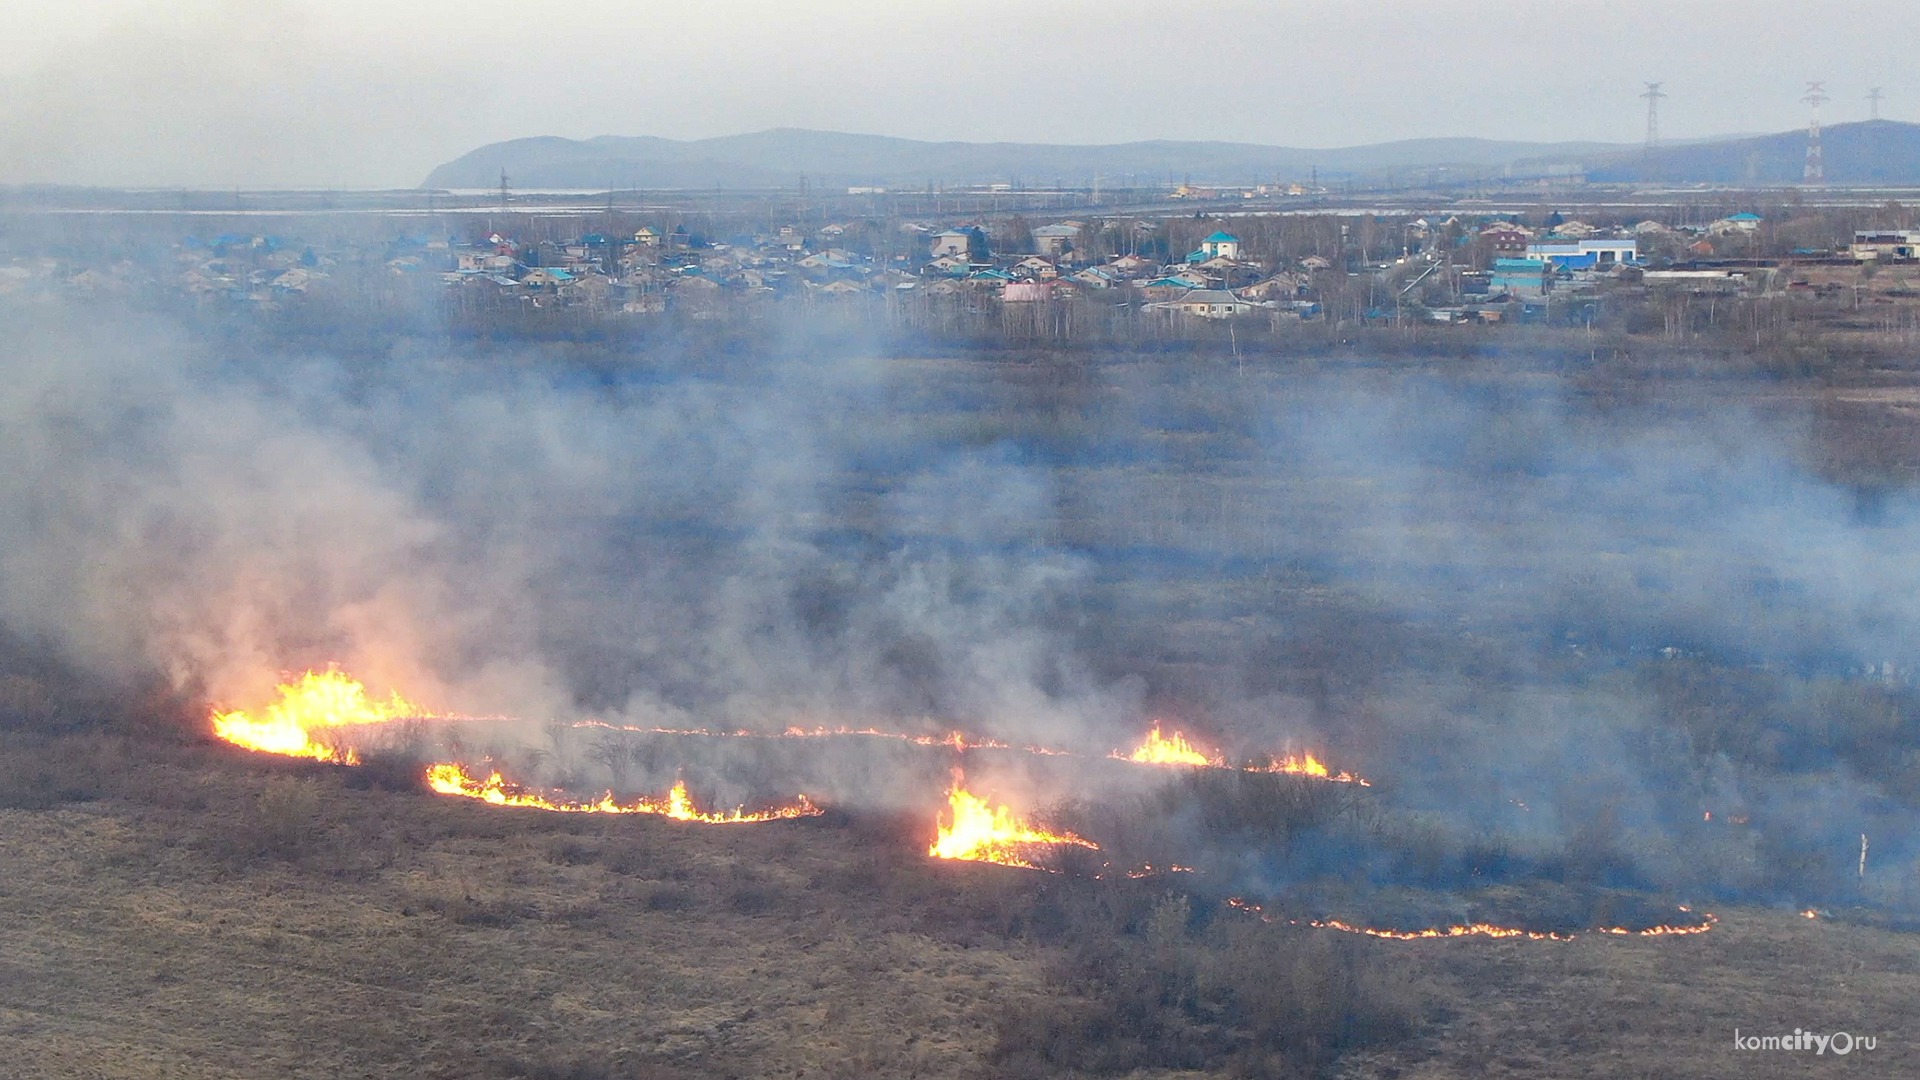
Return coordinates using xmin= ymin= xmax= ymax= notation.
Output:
xmin=1803 ymin=81 xmax=1829 ymax=184
xmin=1640 ymin=81 xmax=1666 ymax=150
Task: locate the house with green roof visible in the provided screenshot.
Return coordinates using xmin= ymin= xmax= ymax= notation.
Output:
xmin=1200 ymin=230 xmax=1240 ymax=260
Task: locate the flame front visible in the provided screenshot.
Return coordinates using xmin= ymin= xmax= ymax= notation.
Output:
xmin=425 ymin=763 xmax=821 ymax=822
xmin=1255 ymin=752 xmax=1371 ymax=786
xmin=210 ymin=668 xmax=422 ymax=763
xmin=1117 ymin=725 xmax=1372 ymax=784
xmin=1225 ymin=897 xmax=1715 ymax=940
xmin=1121 ymin=724 xmax=1221 ymax=767
xmin=929 ymin=780 xmax=1097 ymax=868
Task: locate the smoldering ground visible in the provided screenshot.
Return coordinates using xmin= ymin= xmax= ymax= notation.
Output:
xmin=5 ymin=295 xmax=1920 ymax=911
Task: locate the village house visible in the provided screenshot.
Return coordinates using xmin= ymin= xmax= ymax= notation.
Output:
xmin=457 ymin=251 xmax=518 ymax=274
xmin=1186 ymin=230 xmax=1241 ymax=262
xmin=1002 ymin=281 xmax=1054 ymax=302
xmin=1010 ymin=255 xmax=1058 ymax=280
xmin=1070 ymin=266 xmax=1118 ymax=289
xmin=1191 ymin=255 xmax=1264 ymax=288
xmin=797 ymin=249 xmax=861 ymax=271
xmin=520 ymin=267 xmax=577 ymax=289
xmin=809 ymin=279 xmax=868 ymax=297
xmin=1851 ymin=230 xmax=1920 ymax=261
xmin=1708 ymin=212 xmax=1762 ymax=236
xmin=1489 ymin=258 xmax=1551 ymax=297
xmin=1526 ymin=237 xmax=1638 ymax=269
xmin=1238 ymin=272 xmax=1308 ymax=301
xmin=929 ymin=229 xmax=974 ymax=258
xmin=1149 ymin=287 xmax=1262 ymax=319
xmin=1032 ymin=223 xmax=1083 ymax=258
xmin=1478 ymin=225 xmax=1532 ymax=262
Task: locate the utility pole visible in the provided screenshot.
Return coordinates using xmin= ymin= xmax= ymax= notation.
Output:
xmin=1868 ymin=86 xmax=1885 ymax=120
xmin=1641 ymin=81 xmax=1666 ymax=151
xmin=1804 ymin=81 xmax=1829 ymax=184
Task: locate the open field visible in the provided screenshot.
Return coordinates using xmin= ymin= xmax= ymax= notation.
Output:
xmin=9 ymin=298 xmax=1920 ymax=1076
xmin=1 ymin=729 xmax=1914 ymax=1079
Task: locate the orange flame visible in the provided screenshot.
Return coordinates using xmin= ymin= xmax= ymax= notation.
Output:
xmin=425 ymin=763 xmax=821 ymax=822
xmin=210 ymin=667 xmax=424 ymax=763
xmin=928 ymin=778 xmax=1097 ymax=868
xmin=1116 ymin=725 xmax=1372 ymax=784
xmin=1224 ymin=898 xmax=1715 ymax=941
xmin=1119 ymin=724 xmax=1221 ymax=767
xmin=1253 ymin=752 xmax=1372 ymax=786
xmin=212 ymin=669 xmax=818 ymax=824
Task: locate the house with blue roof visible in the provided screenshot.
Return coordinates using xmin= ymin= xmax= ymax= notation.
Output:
xmin=520 ymin=267 xmax=576 ymax=288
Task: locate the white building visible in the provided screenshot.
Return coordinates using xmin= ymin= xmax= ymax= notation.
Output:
xmin=1851 ymin=230 xmax=1920 ymax=261
xmin=1525 ymin=238 xmax=1638 ymax=269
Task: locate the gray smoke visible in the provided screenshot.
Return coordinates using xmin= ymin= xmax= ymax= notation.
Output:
xmin=5 ymin=295 xmax=1918 ymax=904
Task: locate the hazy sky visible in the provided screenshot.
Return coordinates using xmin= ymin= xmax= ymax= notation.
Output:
xmin=2 ymin=0 xmax=1913 ymax=188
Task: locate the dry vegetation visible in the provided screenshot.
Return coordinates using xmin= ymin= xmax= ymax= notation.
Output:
xmin=9 ymin=324 xmax=1920 ymax=1076
xmin=2 ymin=716 xmax=1916 ymax=1079
xmin=0 ymin=726 xmax=1048 ymax=1080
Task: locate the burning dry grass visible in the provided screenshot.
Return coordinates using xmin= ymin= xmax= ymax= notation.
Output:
xmin=3 ymin=726 xmax=1919 ymax=1078
xmin=1341 ymin=909 xmax=1920 ymax=1080
xmin=0 ymin=731 xmax=1056 ymax=1080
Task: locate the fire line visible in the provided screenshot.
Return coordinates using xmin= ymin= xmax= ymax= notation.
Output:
xmin=928 ymin=775 xmax=1098 ymax=869
xmin=209 ymin=668 xmax=818 ymax=822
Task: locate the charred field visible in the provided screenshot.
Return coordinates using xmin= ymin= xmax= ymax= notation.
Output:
xmin=7 ymin=302 xmax=1920 ymax=1076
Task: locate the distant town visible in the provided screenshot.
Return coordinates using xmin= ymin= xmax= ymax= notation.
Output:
xmin=8 ymin=187 xmax=1920 ymax=352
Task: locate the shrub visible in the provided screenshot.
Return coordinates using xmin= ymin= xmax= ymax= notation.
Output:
xmin=992 ymin=888 xmax=1420 ymax=1078
xmin=237 ymin=775 xmax=325 ymax=861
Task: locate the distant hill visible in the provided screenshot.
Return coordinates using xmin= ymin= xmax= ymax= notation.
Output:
xmin=1584 ymin=120 xmax=1920 ymax=184
xmin=421 ymin=128 xmax=1632 ymax=190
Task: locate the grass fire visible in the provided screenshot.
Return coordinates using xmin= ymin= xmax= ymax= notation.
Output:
xmin=205 ymin=665 xmax=1733 ymax=956
xmin=16 ymin=285 xmax=1920 ymax=1079
xmin=210 ymin=668 xmax=423 ymax=764
xmin=1118 ymin=723 xmax=1372 ymax=784
xmin=927 ymin=775 xmax=1098 ymax=867
xmin=212 ymin=669 xmax=823 ymax=824
xmin=425 ymin=764 xmax=820 ymax=822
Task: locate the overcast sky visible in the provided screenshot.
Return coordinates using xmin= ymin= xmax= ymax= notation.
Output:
xmin=2 ymin=0 xmax=1913 ymax=188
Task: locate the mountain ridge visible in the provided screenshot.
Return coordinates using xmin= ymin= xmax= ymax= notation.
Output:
xmin=421 ymin=127 xmax=1635 ymax=190
xmin=1582 ymin=119 xmax=1920 ymax=185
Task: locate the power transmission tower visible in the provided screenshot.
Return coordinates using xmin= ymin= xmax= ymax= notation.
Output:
xmin=1803 ymin=81 xmax=1829 ymax=184
xmin=498 ymin=168 xmax=511 ymax=209
xmin=1868 ymin=86 xmax=1885 ymax=120
xmin=1641 ymin=81 xmax=1666 ymax=150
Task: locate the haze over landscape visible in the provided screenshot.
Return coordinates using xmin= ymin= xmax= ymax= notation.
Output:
xmin=9 ymin=4 xmax=1920 ymax=1080
xmin=2 ymin=0 xmax=1914 ymax=188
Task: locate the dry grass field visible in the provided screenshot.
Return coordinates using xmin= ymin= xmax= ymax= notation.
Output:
xmin=1 ymin=728 xmax=1914 ymax=1080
